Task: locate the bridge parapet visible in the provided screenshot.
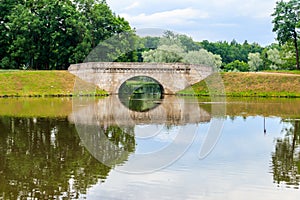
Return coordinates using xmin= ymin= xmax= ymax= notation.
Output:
xmin=69 ymin=62 xmax=193 ymax=73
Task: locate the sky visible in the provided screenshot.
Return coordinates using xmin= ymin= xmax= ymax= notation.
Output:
xmin=106 ymin=0 xmax=281 ymax=46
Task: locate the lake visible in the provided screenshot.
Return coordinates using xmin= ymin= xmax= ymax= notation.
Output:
xmin=0 ymin=96 xmax=299 ymax=199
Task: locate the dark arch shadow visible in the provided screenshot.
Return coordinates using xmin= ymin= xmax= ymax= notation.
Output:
xmin=118 ymin=76 xmax=164 ymax=112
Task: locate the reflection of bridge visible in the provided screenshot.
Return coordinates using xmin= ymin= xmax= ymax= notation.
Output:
xmin=68 ymin=62 xmax=213 ymax=94
xmin=69 ymin=96 xmax=211 ymax=126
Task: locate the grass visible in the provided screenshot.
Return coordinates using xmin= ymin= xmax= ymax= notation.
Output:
xmin=178 ymin=72 xmax=300 ymax=97
xmin=264 ymin=70 xmax=300 ymax=75
xmin=0 ymin=70 xmax=108 ymax=97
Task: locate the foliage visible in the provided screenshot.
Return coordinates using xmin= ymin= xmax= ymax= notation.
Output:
xmin=0 ymin=0 xmax=132 ymax=70
xmin=142 ymin=44 xmax=185 ymax=63
xmin=142 ymin=31 xmax=220 ymax=65
xmin=154 ymin=31 xmax=200 ymax=52
xmin=158 ymin=31 xmax=185 ymax=49
xmin=199 ymin=40 xmax=264 ymax=66
xmin=177 ymin=34 xmax=201 ymax=52
xmin=183 ymin=49 xmax=222 ymax=68
xmin=224 ymin=60 xmax=249 ymax=72
xmin=266 ymin=48 xmax=285 ymax=70
xmin=84 ymin=31 xmax=141 ymax=62
xmin=248 ymin=53 xmax=263 ymax=71
xmin=281 ymin=41 xmax=299 ymax=69
xmin=272 ymin=0 xmax=300 ymax=69
xmin=143 ymin=36 xmax=160 ymax=49
xmin=140 ymin=29 xmax=300 ymax=72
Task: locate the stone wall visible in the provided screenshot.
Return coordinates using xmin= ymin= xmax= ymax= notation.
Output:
xmin=68 ymin=62 xmax=213 ymax=94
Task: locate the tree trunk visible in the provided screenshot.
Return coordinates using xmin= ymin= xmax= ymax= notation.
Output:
xmin=293 ymin=31 xmax=299 ymax=70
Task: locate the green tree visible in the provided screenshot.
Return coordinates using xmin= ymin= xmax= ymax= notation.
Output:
xmin=84 ymin=30 xmax=141 ymax=62
xmin=267 ymin=48 xmax=285 ymax=70
xmin=156 ymin=31 xmax=200 ymax=52
xmin=248 ymin=52 xmax=263 ymax=71
xmin=0 ymin=0 xmax=133 ymax=69
xmin=199 ymin=40 xmax=263 ymax=66
xmin=3 ymin=0 xmax=84 ymax=69
xmin=177 ymin=34 xmax=200 ymax=52
xmin=272 ymin=0 xmax=300 ymax=69
xmin=143 ymin=36 xmax=160 ymax=49
xmin=183 ymin=49 xmax=222 ymax=68
xmin=224 ymin=60 xmax=249 ymax=72
xmin=142 ymin=44 xmax=185 ymax=63
xmin=0 ymin=1 xmax=18 ymax=68
xmin=81 ymin=1 xmax=131 ymax=49
xmin=142 ymin=31 xmax=221 ymax=65
xmin=280 ymin=41 xmax=300 ymax=69
xmin=158 ymin=31 xmax=181 ymax=46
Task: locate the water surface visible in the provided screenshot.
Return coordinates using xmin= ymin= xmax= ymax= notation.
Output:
xmin=0 ymin=96 xmax=300 ymax=199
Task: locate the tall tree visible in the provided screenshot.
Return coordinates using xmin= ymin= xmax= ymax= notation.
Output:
xmin=272 ymin=0 xmax=300 ymax=69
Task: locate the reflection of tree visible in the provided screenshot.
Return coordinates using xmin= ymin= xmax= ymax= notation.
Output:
xmin=0 ymin=117 xmax=135 ymax=199
xmin=77 ymin=124 xmax=136 ymax=167
xmin=271 ymin=120 xmax=300 ymax=188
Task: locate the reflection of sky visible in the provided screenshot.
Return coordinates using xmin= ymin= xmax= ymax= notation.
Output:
xmin=134 ymin=125 xmax=184 ymax=154
xmin=86 ymin=116 xmax=300 ymax=200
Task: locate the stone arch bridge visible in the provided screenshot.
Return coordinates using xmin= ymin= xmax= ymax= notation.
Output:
xmin=68 ymin=62 xmax=213 ymax=94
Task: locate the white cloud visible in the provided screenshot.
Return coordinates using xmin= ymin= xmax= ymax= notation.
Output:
xmin=210 ymin=23 xmax=238 ymax=27
xmin=120 ymin=8 xmax=209 ymax=27
xmin=107 ymin=0 xmax=279 ymax=45
xmin=123 ymin=1 xmax=140 ymax=11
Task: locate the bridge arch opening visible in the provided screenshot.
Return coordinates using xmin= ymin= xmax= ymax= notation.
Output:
xmin=118 ymin=76 xmax=164 ymax=112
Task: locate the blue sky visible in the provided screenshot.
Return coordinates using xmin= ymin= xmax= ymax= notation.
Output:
xmin=106 ymin=0 xmax=281 ymax=46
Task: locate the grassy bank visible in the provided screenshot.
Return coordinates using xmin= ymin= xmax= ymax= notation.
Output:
xmin=2 ymin=70 xmax=300 ymax=98
xmin=178 ymin=72 xmax=300 ymax=97
xmin=0 ymin=70 xmax=107 ymax=97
